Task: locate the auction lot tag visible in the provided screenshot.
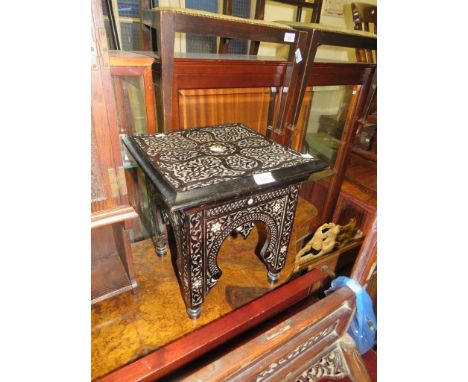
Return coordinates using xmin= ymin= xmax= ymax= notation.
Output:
xmin=295 ymin=48 xmax=302 ymax=63
xmin=284 ymin=32 xmax=295 ymax=42
xmin=253 ymin=172 xmax=275 ymax=185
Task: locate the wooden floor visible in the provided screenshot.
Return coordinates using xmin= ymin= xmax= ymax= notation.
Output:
xmin=91 ymin=198 xmax=316 ymax=380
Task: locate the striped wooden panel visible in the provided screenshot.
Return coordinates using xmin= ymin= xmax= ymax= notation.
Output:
xmin=178 ymin=87 xmax=272 ymax=134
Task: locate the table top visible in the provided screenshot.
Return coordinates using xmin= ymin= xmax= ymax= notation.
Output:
xmin=123 ymin=124 xmax=327 ymax=210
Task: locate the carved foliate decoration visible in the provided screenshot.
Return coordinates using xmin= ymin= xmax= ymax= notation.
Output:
xmin=255 ymin=321 xmax=338 ymax=382
xmin=296 ymin=349 xmax=347 ymax=382
xmin=128 ymin=124 xmax=314 ymax=192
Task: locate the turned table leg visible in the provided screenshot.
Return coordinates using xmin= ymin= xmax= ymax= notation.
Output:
xmin=146 ymin=179 xmax=168 ymax=256
xmin=169 ymin=210 xmax=205 ymax=319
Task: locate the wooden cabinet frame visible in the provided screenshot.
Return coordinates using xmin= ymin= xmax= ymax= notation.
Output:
xmin=281 ymin=22 xmax=376 ymax=225
xmin=109 ymin=51 xmax=158 ymax=135
xmin=142 ymin=7 xmax=308 ymax=138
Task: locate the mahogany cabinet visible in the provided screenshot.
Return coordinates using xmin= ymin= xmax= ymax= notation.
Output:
xmin=107 ymin=50 xmax=162 ymax=243
xmin=108 ymin=50 xmax=158 ymax=135
xmin=91 ymin=0 xmax=138 ymax=303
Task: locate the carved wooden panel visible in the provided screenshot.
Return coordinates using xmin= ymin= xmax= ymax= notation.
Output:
xmin=172 ymin=287 xmax=367 ymax=381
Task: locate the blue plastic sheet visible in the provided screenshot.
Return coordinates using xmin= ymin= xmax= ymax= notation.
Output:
xmin=326 ymin=276 xmax=377 ymax=354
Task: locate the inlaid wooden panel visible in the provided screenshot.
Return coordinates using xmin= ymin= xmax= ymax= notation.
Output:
xmin=178 ymin=88 xmax=272 ymax=134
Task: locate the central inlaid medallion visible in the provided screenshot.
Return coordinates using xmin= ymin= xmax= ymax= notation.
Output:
xmin=199 ymin=141 xmax=236 ymax=156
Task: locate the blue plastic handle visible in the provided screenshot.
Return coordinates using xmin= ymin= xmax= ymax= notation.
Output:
xmin=326 ymin=276 xmax=377 ymax=354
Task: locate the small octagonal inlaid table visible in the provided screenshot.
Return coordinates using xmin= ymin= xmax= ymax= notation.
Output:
xmin=123 ymin=123 xmax=327 ymax=319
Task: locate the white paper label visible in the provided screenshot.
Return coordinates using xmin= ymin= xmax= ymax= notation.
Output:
xmin=301 ymin=153 xmax=314 ymax=159
xmin=295 ymin=48 xmax=302 ymax=63
xmin=284 ymin=32 xmax=295 ymax=42
xmin=253 ymin=172 xmax=275 ymax=185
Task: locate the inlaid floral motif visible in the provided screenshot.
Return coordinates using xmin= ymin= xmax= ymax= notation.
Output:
xmin=128 ymin=124 xmax=315 ymax=192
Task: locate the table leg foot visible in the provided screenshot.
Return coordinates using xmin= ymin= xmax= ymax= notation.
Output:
xmin=186 ymin=307 xmax=201 ymax=320
xmin=152 ymin=237 xmax=167 ymax=256
xmin=156 ymin=242 xmax=167 ymax=256
xmin=268 ymin=271 xmax=280 ymax=283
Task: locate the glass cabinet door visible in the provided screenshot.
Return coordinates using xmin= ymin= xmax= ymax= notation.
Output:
xmin=112 ymin=75 xmax=149 ymax=135
xmin=300 ymin=85 xmax=357 ymax=167
xmin=293 ymin=83 xmax=362 ymax=226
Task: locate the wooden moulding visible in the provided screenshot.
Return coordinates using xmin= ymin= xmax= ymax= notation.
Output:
xmin=96 ymin=267 xmax=328 ymax=382
xmin=91 ymin=205 xmax=138 ymax=229
xmin=109 ymin=51 xmax=155 ymax=67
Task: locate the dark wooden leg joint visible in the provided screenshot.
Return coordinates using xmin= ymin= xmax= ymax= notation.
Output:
xmin=146 ymin=178 xmax=169 ymax=256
